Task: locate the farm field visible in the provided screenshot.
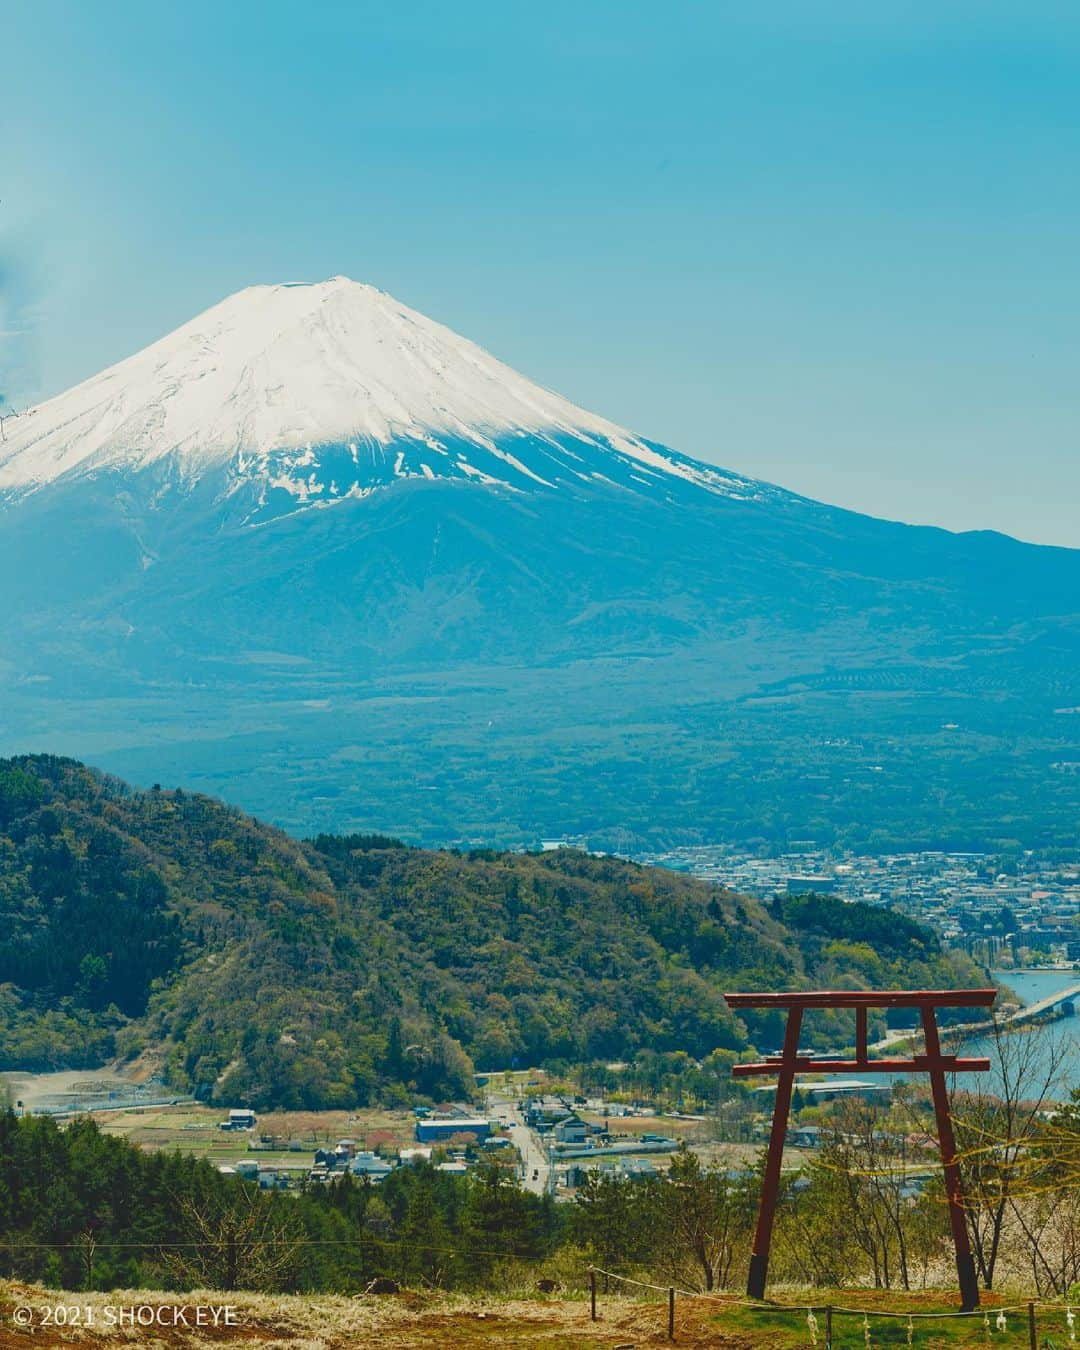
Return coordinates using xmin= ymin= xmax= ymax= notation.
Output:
xmin=579 ymin=1110 xmax=710 ymax=1142
xmin=91 ymin=1103 xmax=419 ymax=1167
xmin=573 ymin=1112 xmax=812 ymax=1172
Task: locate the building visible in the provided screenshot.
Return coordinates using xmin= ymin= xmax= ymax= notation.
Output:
xmin=754 ymin=1079 xmax=890 ymax=1105
xmin=1019 ymin=926 xmax=1068 ymax=952
xmin=787 ymin=1124 xmax=825 ymax=1149
xmin=803 ymin=1080 xmax=890 ymax=1104
xmin=219 ymin=1108 xmax=257 ymax=1131
xmin=415 ymin=1116 xmax=492 ymax=1144
xmin=349 ymin=1151 xmax=394 ymax=1182
xmin=524 ymin=1097 xmax=577 ymax=1131
xmin=553 ymin=1116 xmax=589 ymax=1145
xmin=563 ymin=1157 xmax=657 ymax=1189
xmin=786 ymin=875 xmax=837 ymax=895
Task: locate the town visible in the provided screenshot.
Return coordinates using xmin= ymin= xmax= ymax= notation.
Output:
xmin=633 ymin=844 xmax=1080 ymax=965
xmin=204 ymin=1089 xmax=687 ymax=1199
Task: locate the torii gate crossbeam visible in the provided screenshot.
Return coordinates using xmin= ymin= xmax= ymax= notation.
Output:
xmin=724 ymin=988 xmax=997 ymax=1310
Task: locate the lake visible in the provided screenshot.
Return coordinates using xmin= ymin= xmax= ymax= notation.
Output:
xmin=948 ymin=969 xmax=1080 ymax=1099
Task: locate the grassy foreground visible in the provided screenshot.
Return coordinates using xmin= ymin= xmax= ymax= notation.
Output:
xmin=0 ymin=1281 xmax=1051 ymax=1349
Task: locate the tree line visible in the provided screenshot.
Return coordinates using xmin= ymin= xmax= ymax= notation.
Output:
xmin=9 ymin=1029 xmax=1080 ymax=1301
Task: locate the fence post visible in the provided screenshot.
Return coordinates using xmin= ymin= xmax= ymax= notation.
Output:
xmin=589 ymin=1267 xmax=597 ymax=1322
xmin=668 ymin=1286 xmax=675 ymax=1340
xmin=826 ymin=1306 xmax=833 ymax=1350
xmin=1028 ymin=1302 xmax=1037 ymax=1350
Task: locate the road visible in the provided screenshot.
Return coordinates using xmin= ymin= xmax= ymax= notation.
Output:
xmin=485 ymin=1088 xmax=552 ymax=1196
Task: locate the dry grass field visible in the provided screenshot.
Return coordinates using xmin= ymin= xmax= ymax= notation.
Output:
xmin=0 ymin=1282 xmax=727 ymax=1348
xmin=579 ymin=1113 xmax=709 ymax=1142
xmin=0 ymin=1282 xmax=1028 ymax=1350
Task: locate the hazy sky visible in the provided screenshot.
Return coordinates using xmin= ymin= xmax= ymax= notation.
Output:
xmin=4 ymin=2 xmax=1080 ymax=546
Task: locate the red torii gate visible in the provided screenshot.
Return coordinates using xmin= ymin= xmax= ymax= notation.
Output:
xmin=723 ymin=988 xmax=997 ymax=1310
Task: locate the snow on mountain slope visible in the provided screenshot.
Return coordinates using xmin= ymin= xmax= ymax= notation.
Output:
xmin=0 ymin=277 xmax=762 ymax=517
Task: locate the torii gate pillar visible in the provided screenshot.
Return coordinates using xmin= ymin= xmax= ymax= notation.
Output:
xmin=724 ymin=988 xmax=997 ymax=1310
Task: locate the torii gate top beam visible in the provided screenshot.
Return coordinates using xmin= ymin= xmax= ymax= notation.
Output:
xmin=727 ymin=987 xmax=996 ymax=1076
xmin=724 ymin=988 xmax=998 ymax=1010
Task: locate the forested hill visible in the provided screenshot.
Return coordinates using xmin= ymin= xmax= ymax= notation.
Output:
xmin=0 ymin=756 xmax=979 ymax=1109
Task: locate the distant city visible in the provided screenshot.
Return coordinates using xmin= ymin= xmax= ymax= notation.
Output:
xmin=625 ymin=844 xmax=1080 ymax=966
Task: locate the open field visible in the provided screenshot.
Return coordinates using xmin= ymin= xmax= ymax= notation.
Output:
xmin=574 ymin=1112 xmax=812 ymax=1173
xmin=0 ymin=1282 xmax=1037 ymax=1349
xmin=580 ymin=1113 xmax=709 ymax=1141
xmin=90 ymin=1104 xmax=419 ymax=1167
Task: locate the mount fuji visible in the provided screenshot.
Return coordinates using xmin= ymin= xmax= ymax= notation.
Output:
xmin=1 ymin=277 xmax=1078 ymax=850
xmin=0 ymin=276 xmax=762 ymax=517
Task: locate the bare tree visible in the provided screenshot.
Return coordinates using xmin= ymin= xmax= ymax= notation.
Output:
xmin=0 ymin=406 xmax=32 ymax=442
xmin=1010 ymin=1184 xmax=1080 ymax=1296
xmin=77 ymin=1228 xmax=97 ymax=1290
xmin=777 ymin=1152 xmax=859 ymax=1288
xmin=162 ymin=1188 xmax=302 ymax=1292
xmin=952 ymin=1016 xmax=1073 ymax=1290
xmin=646 ymin=1150 xmax=752 ymax=1292
xmin=807 ymin=1099 xmax=940 ymax=1291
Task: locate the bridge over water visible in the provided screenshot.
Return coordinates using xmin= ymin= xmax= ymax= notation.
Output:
xmin=1002 ymin=979 xmax=1080 ymax=1025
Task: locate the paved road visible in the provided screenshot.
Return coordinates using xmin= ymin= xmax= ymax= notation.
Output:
xmin=486 ymin=1090 xmax=551 ymax=1195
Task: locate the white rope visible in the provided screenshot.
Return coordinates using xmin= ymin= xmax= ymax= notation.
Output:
xmin=587 ymin=1270 xmax=1062 ymax=1325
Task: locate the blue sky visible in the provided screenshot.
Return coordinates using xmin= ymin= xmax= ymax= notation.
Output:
xmin=4 ymin=1 xmax=1080 ymax=545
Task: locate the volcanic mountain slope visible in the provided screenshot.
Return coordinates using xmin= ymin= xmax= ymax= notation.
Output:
xmin=0 ymin=276 xmax=762 ymax=512
xmin=0 ymin=755 xmax=976 ymax=1109
xmin=0 ymin=278 xmax=1078 ymax=849
xmin=0 ymin=276 xmax=785 ymax=673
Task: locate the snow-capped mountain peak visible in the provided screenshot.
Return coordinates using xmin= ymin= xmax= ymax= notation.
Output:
xmin=0 ymin=276 xmax=763 ymax=518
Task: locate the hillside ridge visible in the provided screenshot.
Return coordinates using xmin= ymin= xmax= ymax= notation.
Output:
xmin=0 ymin=755 xmax=978 ymax=1109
